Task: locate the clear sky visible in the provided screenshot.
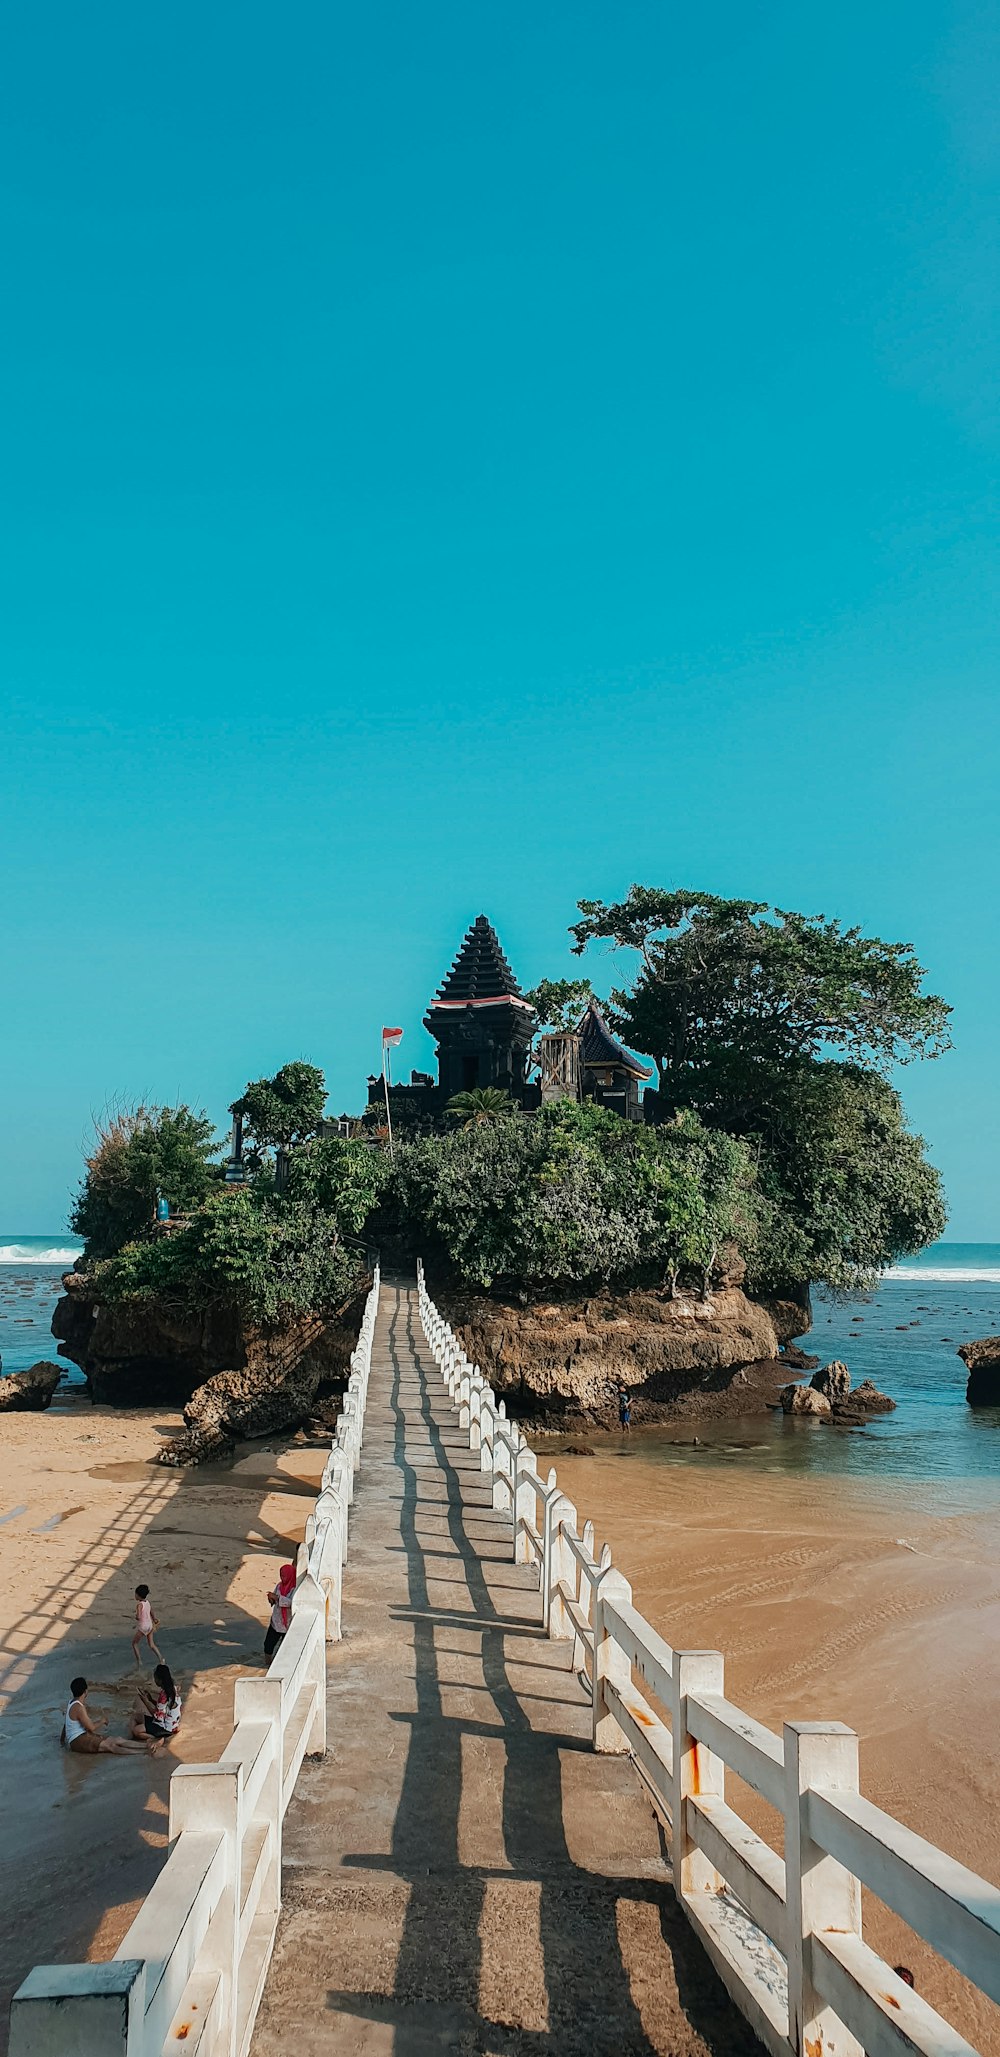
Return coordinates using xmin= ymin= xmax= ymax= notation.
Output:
xmin=2 ymin=2 xmax=997 ymax=1236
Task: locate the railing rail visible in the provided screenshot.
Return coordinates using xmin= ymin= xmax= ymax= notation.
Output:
xmin=416 ymin=1259 xmax=1000 ymax=2057
xmin=10 ymin=1266 xmax=381 ymax=2057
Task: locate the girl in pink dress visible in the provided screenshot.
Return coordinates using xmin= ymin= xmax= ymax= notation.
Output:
xmin=131 ymin=1583 xmax=163 ymax=1663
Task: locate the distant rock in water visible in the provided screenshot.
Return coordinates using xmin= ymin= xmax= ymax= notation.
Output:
xmin=810 ymin=1361 xmax=851 ymax=1405
xmin=781 ymin=1383 xmax=831 ymax=1418
xmin=0 ymin=1362 xmax=60 ymax=1411
xmin=958 ymin=1337 xmax=1000 ymax=1407
xmin=782 ymin=1362 xmax=895 ymax=1423
xmin=780 ymin=1341 xmax=821 ymax=1371
xmin=839 ymin=1377 xmax=895 ymax=1419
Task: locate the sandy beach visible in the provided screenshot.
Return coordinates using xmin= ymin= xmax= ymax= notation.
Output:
xmin=553 ymin=1443 xmax=1000 ymax=2049
xmin=1 ymin=1404 xmax=998 ymax=2052
xmin=0 ymin=1397 xmax=329 ymax=2050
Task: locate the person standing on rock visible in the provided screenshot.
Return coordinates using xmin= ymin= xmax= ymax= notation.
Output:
xmin=618 ymin=1385 xmax=632 ymax=1433
xmin=264 ymin=1563 xmax=296 ymax=1659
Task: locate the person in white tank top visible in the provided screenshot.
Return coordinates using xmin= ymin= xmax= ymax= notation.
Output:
xmin=62 ymin=1677 xmax=152 ymax=1756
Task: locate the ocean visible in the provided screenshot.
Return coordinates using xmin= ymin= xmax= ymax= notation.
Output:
xmin=1 ymin=1236 xmax=999 ymax=1505
xmin=0 ymin=1236 xmax=85 ymax=1382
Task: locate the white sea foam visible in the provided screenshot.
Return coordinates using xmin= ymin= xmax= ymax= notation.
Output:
xmin=886 ymin=1266 xmax=1000 ymax=1283
xmin=0 ymin=1245 xmax=82 ymax=1265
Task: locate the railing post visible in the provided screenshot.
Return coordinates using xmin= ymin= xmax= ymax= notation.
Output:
xmin=514 ymin=1447 xmax=538 ymax=1567
xmin=539 ymin=1470 xmax=559 ymax=1631
xmin=469 ymin=1379 xmax=483 ymax=1451
xmin=313 ymin=1489 xmax=344 ymax=1639
xmin=294 ymin=1572 xmax=328 ymax=1755
xmin=480 ymin=1393 xmax=497 ymax=1478
xmin=9 ymin=1962 xmax=147 ymax=2056
xmin=670 ymin=1651 xmax=725 ymax=1897
xmin=784 ymin=1722 xmax=863 ymax=2057
xmin=492 ymin=1421 xmax=514 ymax=1514
xmin=234 ymin=1673 xmax=283 ymax=1928
xmin=548 ymin=1496 xmax=578 ymax=1638
xmin=592 ymin=1565 xmax=633 ymax=1752
xmin=170 ymin=1760 xmax=243 ymax=2057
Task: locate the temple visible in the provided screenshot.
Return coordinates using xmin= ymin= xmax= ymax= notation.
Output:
xmin=367 ymin=914 xmax=654 ymax=1125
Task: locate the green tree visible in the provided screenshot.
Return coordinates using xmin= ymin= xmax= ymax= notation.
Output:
xmin=522 ymin=978 xmax=594 ymax=1034
xmin=569 ymin=885 xmax=951 ymax=1286
xmin=71 ymin=1105 xmax=220 ymax=1261
xmin=231 ymin=1061 xmax=327 ymax=1152
xmin=571 ymin=887 xmax=951 ymax=1117
xmin=284 ymin=1135 xmax=389 ymax=1238
xmin=445 ymin=1087 xmax=518 ymax=1127
xmin=748 ymin=1065 xmax=947 ymax=1293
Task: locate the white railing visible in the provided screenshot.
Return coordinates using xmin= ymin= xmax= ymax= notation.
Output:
xmin=417 ymin=1260 xmax=1000 ymax=2057
xmin=9 ymin=1267 xmax=381 ymax=2057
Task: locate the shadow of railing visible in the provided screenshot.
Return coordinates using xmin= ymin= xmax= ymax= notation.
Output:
xmin=0 ymin=1425 xmax=320 ymax=2053
xmin=326 ymin=1287 xmax=758 ymax=2055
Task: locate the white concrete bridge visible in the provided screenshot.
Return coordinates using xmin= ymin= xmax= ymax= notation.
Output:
xmin=10 ymin=1271 xmax=1000 ymax=2057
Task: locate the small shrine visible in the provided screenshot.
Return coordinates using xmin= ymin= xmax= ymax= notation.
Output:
xmin=367 ymin=915 xmax=654 ymax=1125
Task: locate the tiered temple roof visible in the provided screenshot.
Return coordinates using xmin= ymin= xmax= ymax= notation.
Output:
xmin=429 ymin=916 xmax=534 ymax=1011
xmin=578 ymin=1000 xmax=652 ymax=1080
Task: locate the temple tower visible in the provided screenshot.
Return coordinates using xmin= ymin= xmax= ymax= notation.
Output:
xmin=424 ymin=915 xmax=535 ymax=1099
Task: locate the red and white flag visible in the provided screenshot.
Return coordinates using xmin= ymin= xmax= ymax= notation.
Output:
xmin=382 ymin=1026 xmax=403 ymax=1047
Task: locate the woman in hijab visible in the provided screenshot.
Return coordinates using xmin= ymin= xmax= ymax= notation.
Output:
xmin=264 ymin=1563 xmax=296 ymax=1659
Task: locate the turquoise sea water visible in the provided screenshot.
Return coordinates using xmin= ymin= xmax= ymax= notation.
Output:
xmin=0 ymin=1236 xmax=84 ymax=1380
xmin=2 ymin=1236 xmax=999 ymax=1505
xmin=617 ymin=1242 xmax=1000 ymax=1509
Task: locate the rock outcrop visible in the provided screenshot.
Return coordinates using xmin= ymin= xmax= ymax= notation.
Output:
xmin=780 ymin=1362 xmax=895 ymax=1424
xmin=958 ymin=1337 xmax=1000 ymax=1407
xmin=157 ymin=1326 xmax=332 ymax=1465
xmin=0 ymin=1362 xmax=61 ymax=1411
xmin=781 ymin=1383 xmax=831 ymax=1417
xmin=438 ymin=1281 xmax=794 ymax=1428
xmin=810 ymin=1361 xmax=851 ymax=1405
xmin=51 ymin=1271 xmax=369 ymax=1460
xmin=847 ymin=1377 xmax=895 ymax=1416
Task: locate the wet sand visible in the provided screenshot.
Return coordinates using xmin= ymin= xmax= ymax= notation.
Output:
xmin=2 ymin=1404 xmax=998 ymax=2051
xmin=552 ymin=1444 xmax=1000 ymax=2048
xmin=0 ymin=1398 xmax=328 ymax=2050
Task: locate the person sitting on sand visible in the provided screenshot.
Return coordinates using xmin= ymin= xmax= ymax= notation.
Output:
xmin=130 ymin=1663 xmax=182 ymax=1751
xmin=264 ymin=1563 xmax=297 ymax=1659
xmin=63 ymin=1676 xmax=152 ymax=1756
xmin=131 ymin=1583 xmax=163 ymax=1664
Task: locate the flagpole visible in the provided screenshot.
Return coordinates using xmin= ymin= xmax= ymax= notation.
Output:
xmin=382 ymin=1040 xmax=394 ymax=1160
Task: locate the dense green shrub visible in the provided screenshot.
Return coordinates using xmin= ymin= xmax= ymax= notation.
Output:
xmin=94 ymin=1138 xmax=383 ymax=1322
xmin=747 ymin=1065 xmax=947 ymax=1294
xmin=71 ymin=1105 xmax=221 ymax=1261
xmin=381 ymin=1101 xmax=760 ymax=1293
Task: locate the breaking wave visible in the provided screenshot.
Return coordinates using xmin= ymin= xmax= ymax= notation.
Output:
xmin=0 ymin=1244 xmax=82 ymax=1265
xmin=886 ymin=1266 xmax=1000 ymax=1283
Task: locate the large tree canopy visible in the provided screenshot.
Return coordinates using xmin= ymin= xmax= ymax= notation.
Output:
xmin=566 ymin=886 xmax=949 ymax=1286
xmin=231 ymin=1061 xmax=327 ymax=1152
xmin=571 ymin=887 xmax=951 ymax=1124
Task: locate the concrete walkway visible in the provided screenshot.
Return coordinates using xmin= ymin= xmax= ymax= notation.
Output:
xmin=251 ymin=1282 xmax=762 ymax=2056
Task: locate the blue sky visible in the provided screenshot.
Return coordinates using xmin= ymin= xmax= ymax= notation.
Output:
xmin=2 ymin=1 xmax=998 ymax=1236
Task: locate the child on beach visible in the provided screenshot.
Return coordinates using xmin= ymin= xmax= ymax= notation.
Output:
xmin=131 ymin=1584 xmax=163 ymax=1664
xmin=130 ymin=1663 xmax=182 ymax=1752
